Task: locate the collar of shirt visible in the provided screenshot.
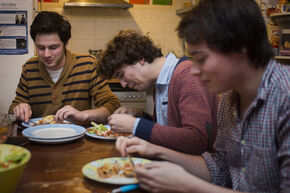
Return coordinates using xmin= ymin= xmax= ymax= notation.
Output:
xmin=257 ymin=59 xmax=276 ymax=102
xmin=45 ymin=67 xmax=63 ymax=83
xmin=232 ymin=59 xmax=277 ymax=122
xmin=156 ymin=52 xmax=179 ymax=86
xmin=154 ymin=52 xmax=179 ymax=126
xmin=242 ymin=60 xmax=277 ymax=120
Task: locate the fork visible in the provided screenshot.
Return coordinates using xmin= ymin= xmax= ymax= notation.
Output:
xmin=127 ymin=155 xmax=135 ymax=168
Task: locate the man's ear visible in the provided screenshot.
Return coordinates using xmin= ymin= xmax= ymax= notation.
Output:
xmin=65 ymin=40 xmax=69 ymax=48
xmin=241 ymin=47 xmax=247 ymax=53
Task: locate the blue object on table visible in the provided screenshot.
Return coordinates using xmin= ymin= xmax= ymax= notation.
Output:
xmin=111 ymin=184 xmax=139 ymax=193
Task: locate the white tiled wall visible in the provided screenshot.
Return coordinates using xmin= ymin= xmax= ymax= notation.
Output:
xmin=37 ymin=0 xmax=189 ymax=114
xmin=38 ymin=0 xmax=187 ymax=57
xmin=0 ymin=0 xmax=189 ymax=114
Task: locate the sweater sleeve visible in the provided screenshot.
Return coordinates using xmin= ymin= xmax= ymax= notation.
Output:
xmin=148 ymin=62 xmax=218 ymax=155
xmin=90 ymin=62 xmax=120 ymax=114
xmin=9 ymin=64 xmax=30 ymax=114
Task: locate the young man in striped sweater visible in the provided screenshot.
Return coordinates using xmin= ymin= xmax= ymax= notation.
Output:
xmin=9 ymin=11 xmax=120 ymax=124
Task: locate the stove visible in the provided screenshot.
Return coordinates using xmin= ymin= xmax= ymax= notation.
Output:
xmin=108 ymin=82 xmax=146 ymax=111
xmin=112 ymin=90 xmax=147 ymax=111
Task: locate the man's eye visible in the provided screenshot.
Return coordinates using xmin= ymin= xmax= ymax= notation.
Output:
xmin=192 ymin=57 xmax=205 ymax=64
xmin=118 ymin=73 xmax=124 ymax=79
xmin=114 ymin=72 xmax=122 ymax=79
xmin=49 ymin=46 xmax=58 ymax=50
xmin=37 ymin=47 xmax=45 ymax=50
xmin=197 ymin=58 xmax=205 ymax=63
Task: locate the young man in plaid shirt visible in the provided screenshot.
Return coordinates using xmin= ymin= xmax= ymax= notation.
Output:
xmin=115 ymin=0 xmax=290 ymax=192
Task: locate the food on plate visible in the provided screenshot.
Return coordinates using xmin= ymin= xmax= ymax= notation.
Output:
xmin=0 ymin=147 xmax=29 ymax=171
xmin=42 ymin=115 xmax=55 ymax=124
xmin=97 ymin=160 xmax=136 ymax=178
xmin=31 ymin=115 xmax=69 ymax=126
xmin=86 ymin=122 xmax=131 ymax=138
xmin=82 ymin=157 xmax=151 ymax=184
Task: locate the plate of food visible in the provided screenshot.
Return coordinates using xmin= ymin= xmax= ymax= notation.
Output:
xmin=85 ymin=122 xmax=132 ymax=140
xmin=22 ymin=115 xmax=70 ymax=127
xmin=82 ymin=157 xmax=151 ymax=184
xmin=27 ymin=133 xmax=85 ymax=144
xmin=22 ymin=124 xmax=86 ymax=140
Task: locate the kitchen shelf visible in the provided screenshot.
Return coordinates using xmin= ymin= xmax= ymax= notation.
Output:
xmin=270 ymin=12 xmax=290 ymax=64
xmin=281 ymin=29 xmax=290 ymax=34
xmin=270 ymin=12 xmax=290 ymax=17
xmin=274 ymin=55 xmax=290 ymax=59
xmin=176 ymin=5 xmax=193 ymax=16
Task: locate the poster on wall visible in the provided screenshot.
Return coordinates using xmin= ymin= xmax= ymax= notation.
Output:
xmin=0 ymin=0 xmax=28 ymax=55
xmin=153 ymin=0 xmax=172 ymax=5
xmin=129 ymin=0 xmax=150 ymax=4
xmin=0 ymin=0 xmax=28 ymax=10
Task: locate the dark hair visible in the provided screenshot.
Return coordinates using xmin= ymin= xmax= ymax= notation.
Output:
xmin=97 ymin=30 xmax=163 ymax=79
xmin=30 ymin=11 xmax=71 ymax=45
xmin=177 ymin=0 xmax=273 ymax=68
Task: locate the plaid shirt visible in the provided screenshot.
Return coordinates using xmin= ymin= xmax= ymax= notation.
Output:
xmin=202 ymin=60 xmax=290 ymax=192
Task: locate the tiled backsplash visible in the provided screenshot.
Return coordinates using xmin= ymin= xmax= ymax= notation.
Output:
xmin=38 ymin=0 xmax=186 ymax=57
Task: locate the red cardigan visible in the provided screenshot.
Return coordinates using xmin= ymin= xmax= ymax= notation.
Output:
xmin=135 ymin=60 xmax=218 ymax=155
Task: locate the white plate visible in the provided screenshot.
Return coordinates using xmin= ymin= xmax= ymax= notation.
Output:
xmin=22 ymin=118 xmax=70 ymax=127
xmin=22 ymin=124 xmax=86 ymax=140
xmin=28 ymin=133 xmax=84 ymax=144
xmin=85 ymin=125 xmax=116 ymax=140
xmin=82 ymin=157 xmax=151 ymax=185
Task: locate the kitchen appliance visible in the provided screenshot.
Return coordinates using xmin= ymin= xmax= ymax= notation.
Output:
xmin=89 ymin=49 xmax=147 ymax=111
xmin=109 ymin=83 xmax=147 ymax=111
xmin=64 ymin=0 xmax=133 ymax=9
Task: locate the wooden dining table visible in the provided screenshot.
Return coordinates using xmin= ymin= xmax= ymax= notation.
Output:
xmin=8 ymin=123 xmax=145 ymax=193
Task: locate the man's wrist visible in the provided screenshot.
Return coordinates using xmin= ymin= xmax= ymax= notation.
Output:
xmin=153 ymin=145 xmax=167 ymax=159
xmin=81 ymin=111 xmax=90 ymax=122
xmin=132 ymin=118 xmax=140 ymax=135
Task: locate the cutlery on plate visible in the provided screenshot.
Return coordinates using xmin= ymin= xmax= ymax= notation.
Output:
xmin=127 ymin=155 xmax=135 ymax=168
xmin=111 ymin=184 xmax=139 ymax=193
xmin=27 ymin=120 xmax=37 ymax=126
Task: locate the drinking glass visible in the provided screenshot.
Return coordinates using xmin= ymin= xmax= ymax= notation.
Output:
xmin=0 ymin=113 xmax=16 ymax=144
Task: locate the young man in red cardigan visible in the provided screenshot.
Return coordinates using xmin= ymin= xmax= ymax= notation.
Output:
xmin=97 ymin=30 xmax=218 ymax=155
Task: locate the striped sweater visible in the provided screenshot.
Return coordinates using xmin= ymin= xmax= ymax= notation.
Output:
xmin=9 ymin=50 xmax=120 ymax=118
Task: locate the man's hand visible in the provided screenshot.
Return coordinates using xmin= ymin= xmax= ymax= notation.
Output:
xmin=135 ymin=161 xmax=195 ymax=193
xmin=13 ymin=103 xmax=32 ymax=122
xmin=114 ymin=106 xmax=142 ymax=117
xmin=115 ymin=136 xmax=160 ymax=158
xmin=55 ymin=105 xmax=88 ymax=123
xmin=108 ymin=114 xmax=136 ymax=133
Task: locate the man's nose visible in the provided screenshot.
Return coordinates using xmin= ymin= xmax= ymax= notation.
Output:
xmin=190 ymin=64 xmax=201 ymax=76
xmin=44 ymin=49 xmax=51 ymax=57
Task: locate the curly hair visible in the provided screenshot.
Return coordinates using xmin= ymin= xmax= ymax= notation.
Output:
xmin=177 ymin=0 xmax=273 ymax=68
xmin=30 ymin=11 xmax=71 ymax=45
xmin=97 ymin=30 xmax=163 ymax=79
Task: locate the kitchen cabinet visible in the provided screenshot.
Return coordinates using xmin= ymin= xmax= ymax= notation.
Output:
xmin=176 ymin=0 xmax=199 ymax=16
xmin=176 ymin=5 xmax=193 ymax=16
xmin=270 ymin=12 xmax=290 ymax=64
